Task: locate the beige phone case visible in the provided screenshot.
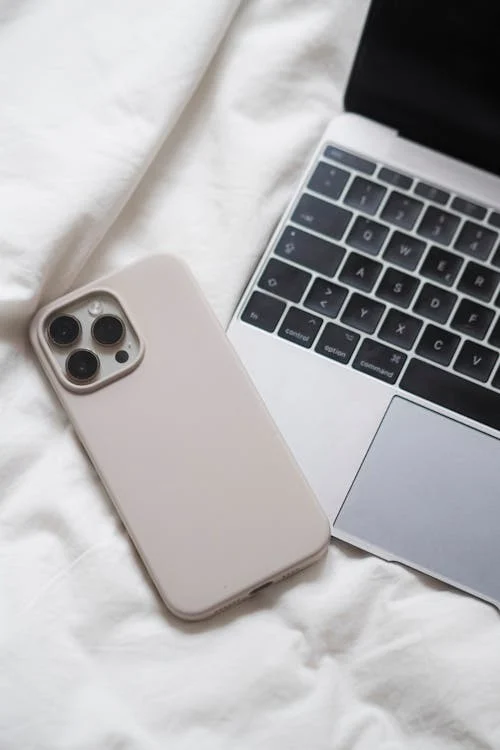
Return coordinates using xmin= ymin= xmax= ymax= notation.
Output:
xmin=30 ymin=255 xmax=329 ymax=620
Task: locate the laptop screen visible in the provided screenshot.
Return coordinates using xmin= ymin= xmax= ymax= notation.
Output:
xmin=345 ymin=0 xmax=500 ymax=176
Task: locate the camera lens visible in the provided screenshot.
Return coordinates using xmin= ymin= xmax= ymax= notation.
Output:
xmin=48 ymin=315 xmax=81 ymax=347
xmin=66 ymin=349 xmax=99 ymax=383
xmin=92 ymin=315 xmax=124 ymax=346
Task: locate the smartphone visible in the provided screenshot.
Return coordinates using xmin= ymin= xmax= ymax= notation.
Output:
xmin=30 ymin=255 xmax=329 ymax=620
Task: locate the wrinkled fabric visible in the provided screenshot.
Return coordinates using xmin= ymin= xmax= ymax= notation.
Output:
xmin=1 ymin=1 xmax=499 ymax=748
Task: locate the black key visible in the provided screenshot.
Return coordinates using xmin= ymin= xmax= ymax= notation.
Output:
xmin=346 ymin=217 xmax=389 ymax=256
xmin=315 ymin=323 xmax=360 ymax=364
xmin=383 ymin=231 xmax=426 ymax=271
xmin=378 ymin=167 xmax=413 ymax=190
xmin=353 ymin=339 xmax=406 ymax=384
xmin=258 ymin=258 xmax=311 ymax=303
xmin=343 ymin=177 xmax=386 ymax=215
xmin=415 ymin=324 xmax=460 ymax=366
xmin=453 ymin=341 xmax=498 ymax=383
xmin=451 ymin=197 xmax=487 ymax=221
xmin=376 ymin=268 xmax=419 ymax=308
xmin=338 ymin=252 xmax=382 ymax=292
xmin=420 ymin=246 xmax=463 ymax=287
xmin=341 ymin=293 xmax=385 ymax=334
xmin=414 ymin=182 xmax=449 ymax=205
xmin=491 ymin=246 xmax=500 ymax=268
xmin=489 ymin=319 xmax=500 ymax=348
xmin=241 ymin=291 xmax=285 ymax=332
xmin=400 ymin=359 xmax=500 ymax=431
xmin=292 ymin=194 xmax=352 ymax=241
xmin=274 ymin=226 xmax=345 ymax=277
xmin=417 ymin=206 xmax=460 ymax=246
xmin=380 ymin=191 xmax=423 ymax=230
xmin=454 ymin=221 xmax=497 ymax=261
xmin=488 ymin=211 xmax=500 ymax=230
xmin=278 ymin=307 xmax=322 ymax=349
xmin=378 ymin=309 xmax=422 ymax=350
xmin=492 ymin=367 xmax=500 ymax=389
xmin=307 ymin=161 xmax=350 ymax=201
xmin=457 ymin=261 xmax=500 ymax=302
xmin=451 ymin=299 xmax=495 ymax=340
xmin=304 ymin=279 xmax=347 ymax=319
xmin=323 ymin=145 xmax=376 ymax=175
xmin=414 ymin=283 xmax=457 ymax=323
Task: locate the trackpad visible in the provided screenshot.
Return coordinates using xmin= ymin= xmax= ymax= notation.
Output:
xmin=334 ymin=397 xmax=500 ymax=604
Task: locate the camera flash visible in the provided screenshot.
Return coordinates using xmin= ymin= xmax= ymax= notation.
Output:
xmin=88 ymin=300 xmax=103 ymax=317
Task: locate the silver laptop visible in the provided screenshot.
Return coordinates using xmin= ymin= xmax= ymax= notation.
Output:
xmin=228 ymin=0 xmax=500 ymax=607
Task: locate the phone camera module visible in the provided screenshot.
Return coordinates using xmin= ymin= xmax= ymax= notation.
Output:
xmin=48 ymin=315 xmax=81 ymax=347
xmin=92 ymin=315 xmax=124 ymax=346
xmin=66 ymin=349 xmax=99 ymax=383
xmin=115 ymin=350 xmax=129 ymax=364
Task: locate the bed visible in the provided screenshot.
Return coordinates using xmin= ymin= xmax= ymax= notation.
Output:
xmin=1 ymin=0 xmax=499 ymax=747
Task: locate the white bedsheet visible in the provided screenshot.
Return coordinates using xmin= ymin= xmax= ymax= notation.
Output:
xmin=1 ymin=1 xmax=499 ymax=747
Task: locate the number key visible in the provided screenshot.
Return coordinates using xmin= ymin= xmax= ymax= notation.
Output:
xmin=380 ymin=191 xmax=423 ymax=230
xmin=343 ymin=177 xmax=386 ymax=215
xmin=491 ymin=245 xmax=500 ymax=268
xmin=417 ymin=206 xmax=460 ymax=246
xmin=454 ymin=221 xmax=497 ymax=261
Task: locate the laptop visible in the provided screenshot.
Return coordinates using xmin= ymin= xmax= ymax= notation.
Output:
xmin=227 ymin=0 xmax=500 ymax=607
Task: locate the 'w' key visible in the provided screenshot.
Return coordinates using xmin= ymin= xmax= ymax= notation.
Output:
xmin=383 ymin=231 xmax=426 ymax=271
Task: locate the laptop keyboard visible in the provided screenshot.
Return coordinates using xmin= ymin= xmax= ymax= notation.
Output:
xmin=240 ymin=144 xmax=500 ymax=432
